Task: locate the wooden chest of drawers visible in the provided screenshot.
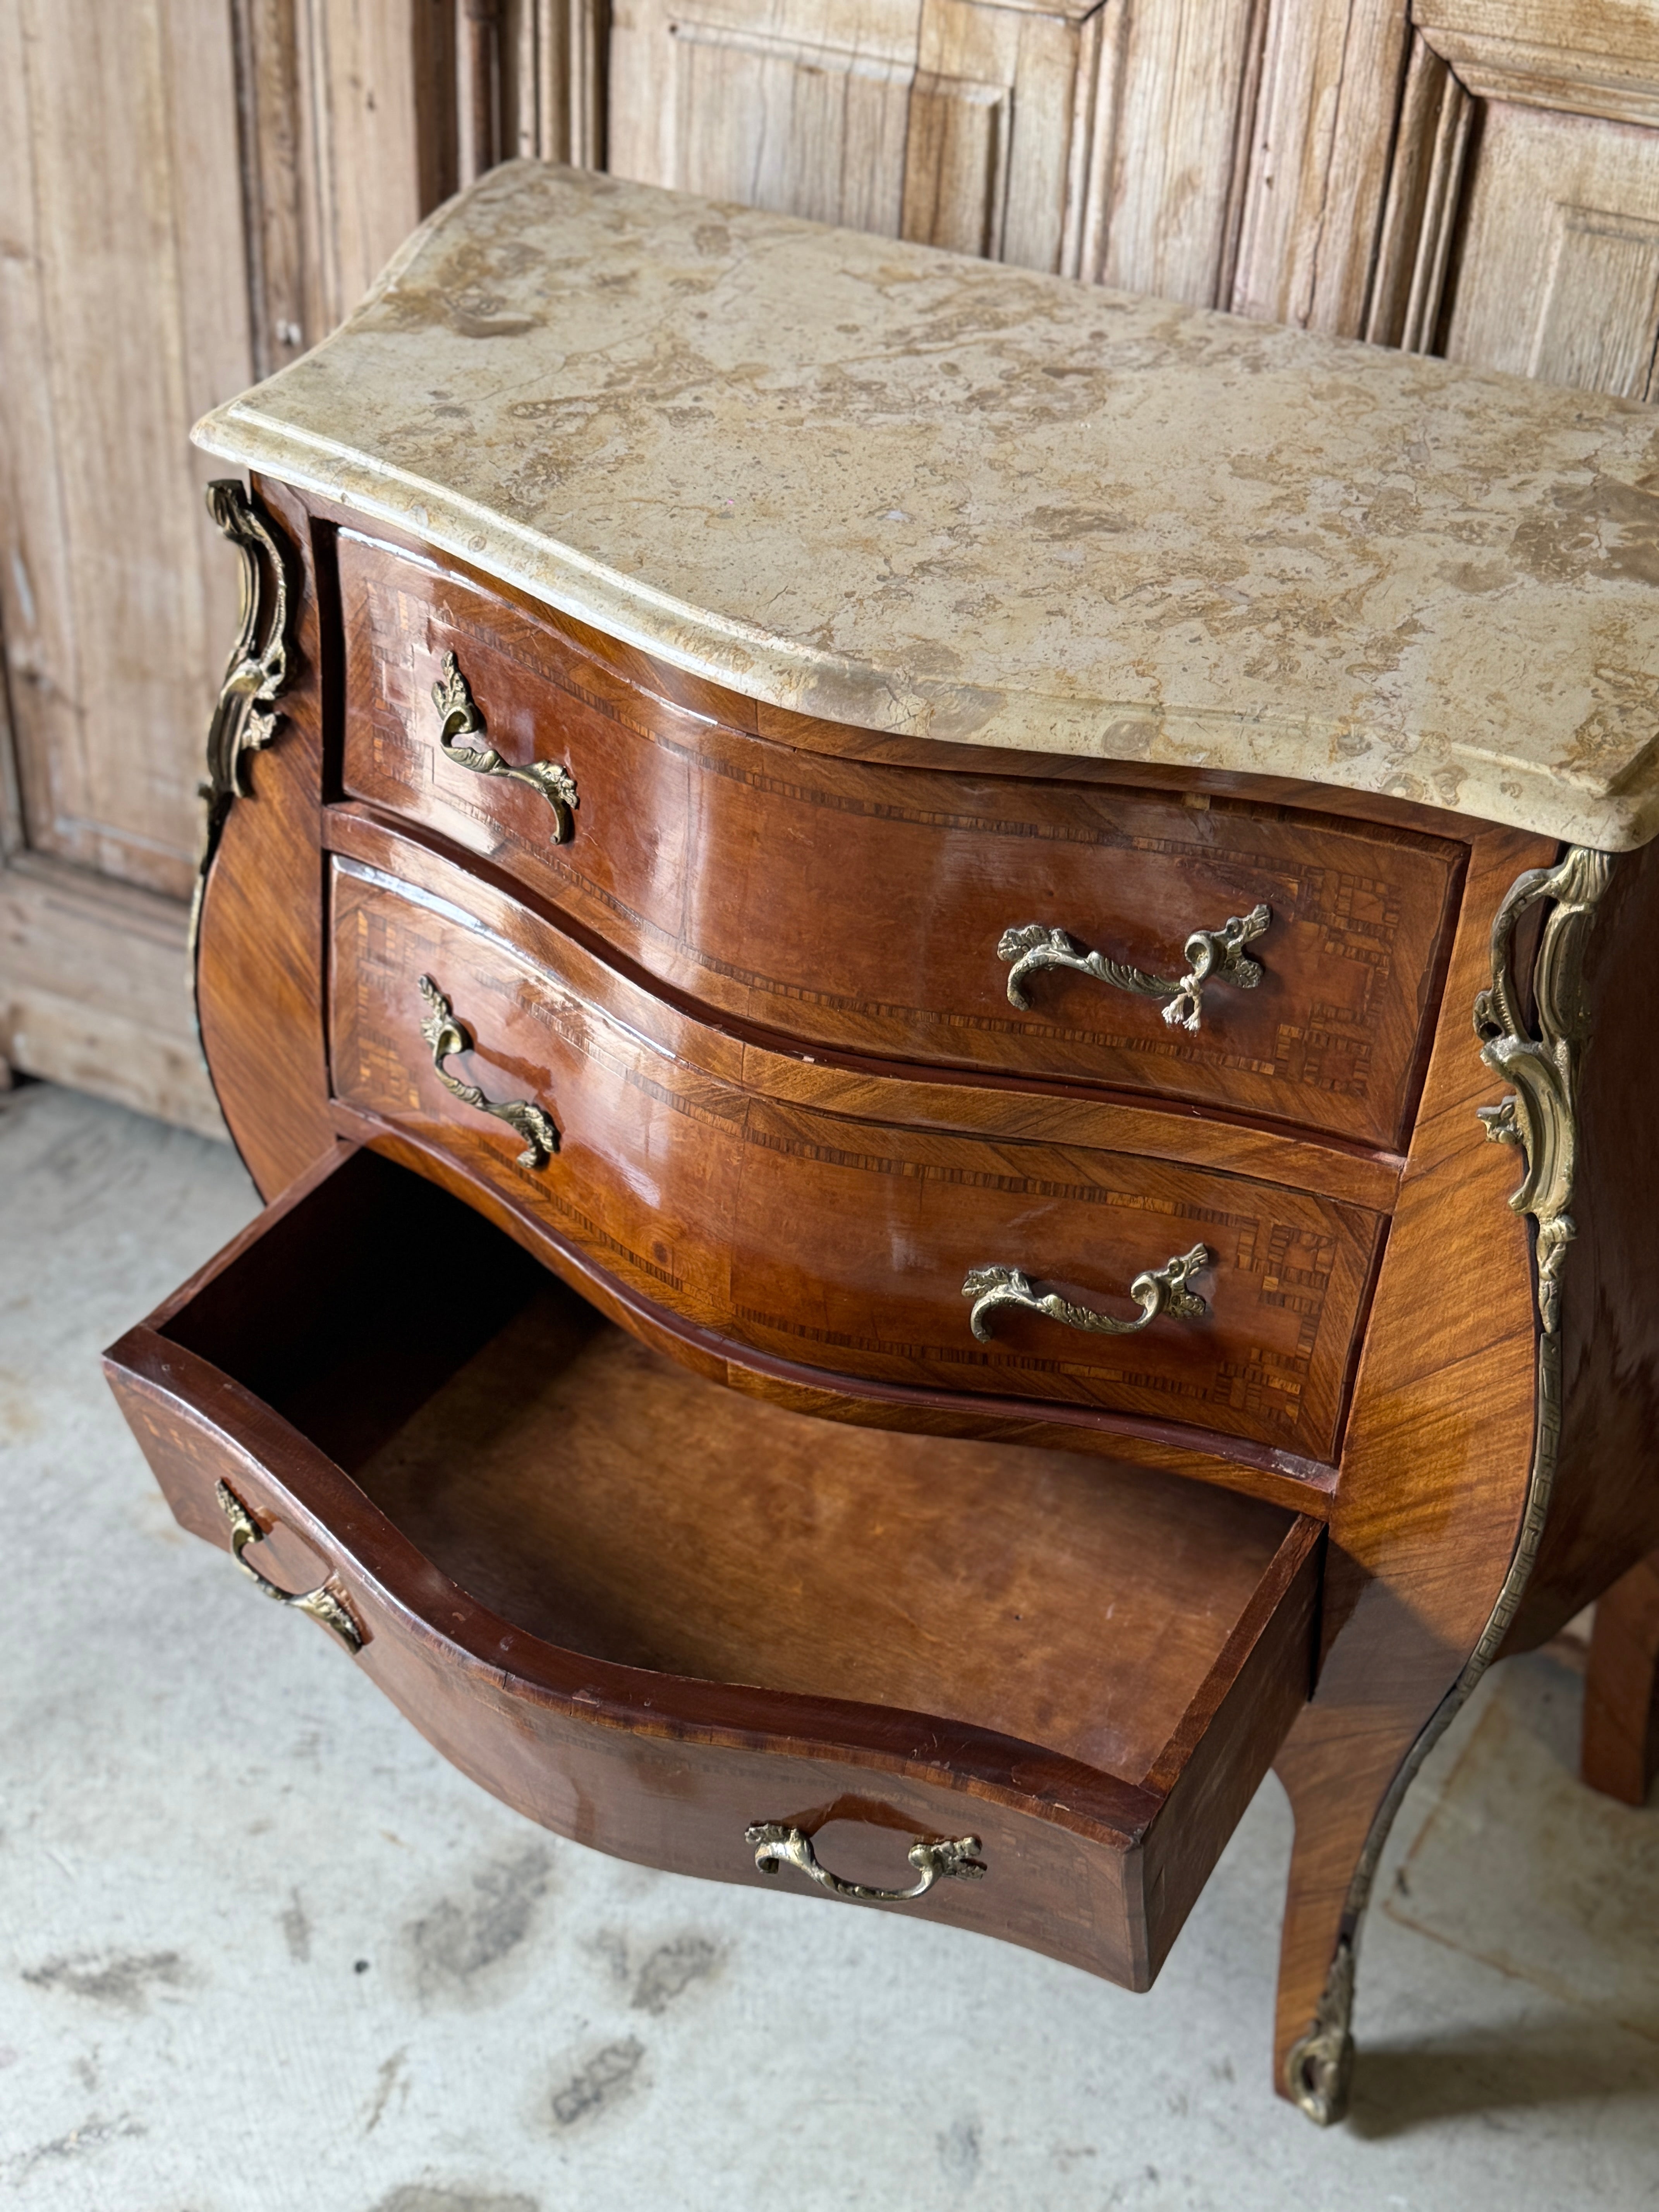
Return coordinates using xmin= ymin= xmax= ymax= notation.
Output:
xmin=105 ymin=164 xmax=1659 ymax=2128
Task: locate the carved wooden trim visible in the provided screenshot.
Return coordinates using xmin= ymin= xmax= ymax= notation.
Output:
xmin=1414 ymin=0 xmax=1659 ymax=132
xmin=458 ymin=0 xmax=504 ymax=183
xmin=902 ymin=69 xmax=1013 ymax=260
xmin=1058 ymin=2 xmax=1108 ymax=281
xmin=0 ymin=597 xmax=21 ymax=868
xmin=1365 ymin=29 xmax=1475 ymax=350
xmin=487 ymin=0 xmax=610 ymax=172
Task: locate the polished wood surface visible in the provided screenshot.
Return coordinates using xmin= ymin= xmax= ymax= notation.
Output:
xmin=357 ymin=1288 xmax=1298 ymax=1784
xmin=329 ymin=798 xmax=1403 ymax=1219
xmin=327 ymin=845 xmax=1386 ymax=1459
xmin=1270 ymin=819 xmax=1558 ymax=2102
xmin=1505 ymin=834 xmax=1659 ymax=1651
xmin=104 ymin=1141 xmax=1322 ymax=1992
xmin=327 ymin=1100 xmax=1340 ymax=1517
xmin=340 ymin=529 xmax=1465 ymax=1152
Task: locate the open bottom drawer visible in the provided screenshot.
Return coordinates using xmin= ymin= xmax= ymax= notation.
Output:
xmin=104 ymin=1144 xmax=1321 ymax=1990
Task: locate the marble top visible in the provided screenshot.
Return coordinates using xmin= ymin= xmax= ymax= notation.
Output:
xmin=194 ymin=162 xmax=1659 ymax=849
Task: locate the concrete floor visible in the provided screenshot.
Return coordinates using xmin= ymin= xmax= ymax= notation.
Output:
xmin=2 ymin=1080 xmax=1657 ymax=2212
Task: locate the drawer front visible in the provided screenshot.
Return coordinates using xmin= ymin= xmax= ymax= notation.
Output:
xmin=105 ymin=1142 xmax=1322 ymax=1995
xmin=339 ymin=533 xmax=1464 ymax=1152
xmin=107 ymin=1335 xmax=1152 ymax=1986
xmin=327 ymin=859 xmax=1383 ymax=1460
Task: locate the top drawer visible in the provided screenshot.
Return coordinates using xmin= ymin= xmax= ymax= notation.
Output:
xmin=339 ymin=533 xmax=1465 ymax=1152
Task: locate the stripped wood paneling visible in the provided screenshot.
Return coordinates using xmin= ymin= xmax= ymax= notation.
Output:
xmin=0 ymin=0 xmax=445 ymax=1108
xmin=609 ymin=0 xmax=923 ymax=237
xmin=1364 ymin=31 xmax=1473 ymax=350
xmin=0 ymin=853 xmax=224 ymax=1134
xmin=1420 ymin=0 xmax=1659 ymax=130
xmin=0 ymin=0 xmax=253 ymax=903
xmin=1232 ymin=0 xmax=1410 ymax=332
xmin=1443 ymin=101 xmax=1659 ymax=397
xmin=1090 ymin=0 xmax=1264 ymax=307
xmin=607 ymin=0 xmax=1106 ymax=277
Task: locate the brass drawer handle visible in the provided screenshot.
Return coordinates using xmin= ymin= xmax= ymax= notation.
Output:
xmin=998 ymin=903 xmax=1270 ymax=1031
xmin=432 ymin=650 xmax=579 ymax=840
xmin=963 ymin=1243 xmax=1210 ymax=1343
xmin=747 ymin=1822 xmax=986 ymax=1903
xmin=214 ymin=1480 xmax=364 ymax=1652
xmin=417 ymin=975 xmax=560 ymax=1170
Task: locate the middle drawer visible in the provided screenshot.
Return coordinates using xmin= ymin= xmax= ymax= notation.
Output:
xmin=326 ymin=844 xmax=1383 ymax=1463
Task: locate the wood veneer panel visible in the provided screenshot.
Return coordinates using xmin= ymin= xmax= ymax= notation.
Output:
xmin=353 ymin=1288 xmax=1297 ymax=1784
xmin=329 ymin=798 xmax=1405 ymax=1215
xmin=1270 ymin=819 xmax=1558 ymax=2105
xmin=338 ymin=530 xmax=1465 ymax=1152
xmin=326 ymin=855 xmax=1385 ymax=1458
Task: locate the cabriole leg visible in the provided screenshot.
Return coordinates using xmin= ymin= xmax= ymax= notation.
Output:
xmin=1271 ymin=1662 xmax=1455 ymax=2126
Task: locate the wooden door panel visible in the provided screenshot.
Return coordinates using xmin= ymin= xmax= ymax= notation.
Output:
xmin=608 ymin=0 xmax=1263 ymax=296
xmin=0 ymin=0 xmax=251 ymax=901
xmin=1443 ymin=102 xmax=1659 ymax=397
xmin=911 ymin=0 xmax=1081 ymax=267
xmin=1091 ymin=0 xmax=1263 ymax=307
xmin=0 ymin=0 xmax=448 ymax=1119
xmin=608 ymin=0 xmax=924 ymax=236
xmin=1364 ymin=0 xmax=1659 ymax=400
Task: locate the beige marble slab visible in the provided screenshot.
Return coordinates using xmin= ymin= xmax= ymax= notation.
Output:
xmin=193 ymin=162 xmax=1659 ymax=848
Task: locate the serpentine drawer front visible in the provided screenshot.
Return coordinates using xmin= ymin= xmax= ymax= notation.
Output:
xmin=325 ymin=842 xmax=1384 ymax=1463
xmin=338 ymin=531 xmax=1464 ymax=1154
xmin=103 ymin=1144 xmax=1323 ymax=1994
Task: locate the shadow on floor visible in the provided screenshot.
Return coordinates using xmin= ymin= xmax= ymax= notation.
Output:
xmin=1346 ymin=2014 xmax=1659 ymax=2138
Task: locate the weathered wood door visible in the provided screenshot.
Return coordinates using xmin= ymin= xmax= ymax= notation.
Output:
xmin=3 ymin=0 xmax=1654 ymax=1132
xmin=612 ymin=0 xmax=1659 ymax=383
xmin=0 ymin=0 xmax=456 ymax=1130
xmin=608 ymin=0 xmax=1267 ymax=304
xmin=1398 ymin=0 xmax=1659 ymax=393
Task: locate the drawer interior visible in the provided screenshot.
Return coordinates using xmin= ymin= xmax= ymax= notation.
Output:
xmin=157 ymin=1148 xmax=1310 ymax=1792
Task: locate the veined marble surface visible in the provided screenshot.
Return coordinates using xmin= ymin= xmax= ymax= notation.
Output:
xmin=194 ymin=162 xmax=1659 ymax=848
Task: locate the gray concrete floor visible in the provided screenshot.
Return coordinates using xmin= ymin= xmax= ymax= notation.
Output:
xmin=2 ymin=1080 xmax=1657 ymax=2211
